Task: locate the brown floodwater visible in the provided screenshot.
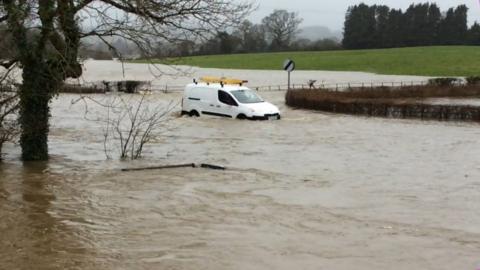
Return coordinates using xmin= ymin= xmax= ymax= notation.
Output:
xmin=1 ymin=92 xmax=480 ymax=270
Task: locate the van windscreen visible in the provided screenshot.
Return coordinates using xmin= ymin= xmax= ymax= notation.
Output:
xmin=231 ymin=90 xmax=264 ymax=104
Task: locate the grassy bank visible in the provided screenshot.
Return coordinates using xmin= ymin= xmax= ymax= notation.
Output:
xmin=136 ymin=46 xmax=480 ymax=77
xmin=285 ymin=85 xmax=480 ymax=122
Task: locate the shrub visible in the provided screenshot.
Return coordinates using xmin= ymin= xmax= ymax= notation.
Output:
xmin=285 ymin=84 xmax=480 ymax=123
xmin=466 ymin=76 xmax=480 ymax=86
xmin=116 ymin=80 xmax=147 ymax=93
xmin=428 ymin=77 xmax=461 ymax=87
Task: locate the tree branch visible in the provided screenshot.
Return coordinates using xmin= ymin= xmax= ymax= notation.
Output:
xmin=74 ymin=0 xmax=94 ymax=13
xmin=0 ymin=59 xmax=17 ymax=69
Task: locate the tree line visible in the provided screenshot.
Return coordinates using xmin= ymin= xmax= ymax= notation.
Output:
xmin=151 ymin=10 xmax=340 ymax=58
xmin=55 ymin=9 xmax=340 ymax=60
xmin=343 ymin=3 xmax=480 ymax=49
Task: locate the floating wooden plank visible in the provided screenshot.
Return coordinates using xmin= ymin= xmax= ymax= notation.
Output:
xmin=121 ymin=163 xmax=228 ymax=172
xmin=121 ymin=163 xmax=196 ymax=172
xmin=200 ymin=164 xmax=226 ymax=170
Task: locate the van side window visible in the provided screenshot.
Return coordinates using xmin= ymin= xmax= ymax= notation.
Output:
xmin=218 ymin=90 xmax=238 ymax=106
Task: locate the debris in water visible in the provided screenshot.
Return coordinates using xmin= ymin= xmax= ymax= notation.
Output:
xmin=121 ymin=164 xmax=196 ymax=172
xmin=121 ymin=163 xmax=226 ymax=172
xmin=200 ymin=164 xmax=226 ymax=171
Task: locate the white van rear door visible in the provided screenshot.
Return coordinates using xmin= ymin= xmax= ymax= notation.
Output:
xmin=194 ymin=87 xmax=214 ymax=115
xmin=200 ymin=90 xmax=236 ymax=118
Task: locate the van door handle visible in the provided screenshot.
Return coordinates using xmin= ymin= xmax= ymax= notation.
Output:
xmin=209 ymin=104 xmax=214 ymax=107
xmin=216 ymin=105 xmax=221 ymax=108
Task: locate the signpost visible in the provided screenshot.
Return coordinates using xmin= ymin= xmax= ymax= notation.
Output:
xmin=283 ymin=59 xmax=295 ymax=90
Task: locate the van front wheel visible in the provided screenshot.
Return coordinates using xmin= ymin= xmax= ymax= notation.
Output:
xmin=189 ymin=110 xmax=200 ymax=117
xmin=236 ymin=114 xmax=247 ymax=120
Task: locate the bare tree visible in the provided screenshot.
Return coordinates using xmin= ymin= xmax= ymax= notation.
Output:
xmin=0 ymin=61 xmax=19 ymax=160
xmin=0 ymin=0 xmax=253 ymax=161
xmin=72 ymin=94 xmax=177 ymax=160
xmin=262 ymin=9 xmax=303 ymax=51
xmin=233 ymin=20 xmax=268 ymax=53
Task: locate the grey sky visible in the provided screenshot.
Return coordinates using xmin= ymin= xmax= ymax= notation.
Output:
xmin=248 ymin=0 xmax=480 ymax=31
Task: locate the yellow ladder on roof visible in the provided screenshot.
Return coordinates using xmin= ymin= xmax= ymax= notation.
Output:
xmin=199 ymin=76 xmax=248 ymax=85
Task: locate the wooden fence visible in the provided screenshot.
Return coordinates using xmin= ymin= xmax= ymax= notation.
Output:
xmin=148 ymin=80 xmax=431 ymax=93
xmin=3 ymin=80 xmax=433 ymax=94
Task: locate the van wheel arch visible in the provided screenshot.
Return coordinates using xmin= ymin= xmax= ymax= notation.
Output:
xmin=236 ymin=114 xmax=247 ymax=120
xmin=189 ymin=110 xmax=200 ymax=117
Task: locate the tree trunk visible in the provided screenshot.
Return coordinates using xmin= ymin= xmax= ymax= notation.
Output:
xmin=0 ymin=140 xmax=3 ymax=160
xmin=19 ymin=60 xmax=55 ymax=161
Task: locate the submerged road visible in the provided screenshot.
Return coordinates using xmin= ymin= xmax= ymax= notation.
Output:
xmin=1 ymin=92 xmax=479 ymax=270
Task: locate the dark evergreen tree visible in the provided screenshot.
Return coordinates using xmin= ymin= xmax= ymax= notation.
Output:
xmin=342 ymin=4 xmax=377 ymax=49
xmin=438 ymin=8 xmax=456 ymax=45
xmin=343 ymin=3 xmax=470 ymax=49
xmin=439 ymin=5 xmax=468 ymax=45
xmin=374 ymin=5 xmax=390 ymax=48
xmin=384 ymin=9 xmax=405 ymax=48
xmin=467 ymin=22 xmax=480 ymax=45
xmin=453 ymin=5 xmax=469 ymax=44
xmin=426 ymin=4 xmax=442 ymax=45
xmin=404 ymin=4 xmax=433 ymax=46
xmin=342 ymin=6 xmax=356 ymax=49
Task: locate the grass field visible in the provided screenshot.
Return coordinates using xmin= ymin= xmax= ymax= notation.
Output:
xmin=137 ymin=46 xmax=480 ymax=77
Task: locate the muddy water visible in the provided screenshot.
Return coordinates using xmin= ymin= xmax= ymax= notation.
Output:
xmin=70 ymin=60 xmax=432 ymax=88
xmin=1 ymin=92 xmax=480 ymax=270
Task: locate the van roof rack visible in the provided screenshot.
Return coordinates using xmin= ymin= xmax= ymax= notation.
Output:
xmin=199 ymin=76 xmax=248 ymax=86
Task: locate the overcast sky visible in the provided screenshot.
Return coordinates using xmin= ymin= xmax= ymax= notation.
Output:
xmin=248 ymin=0 xmax=480 ymax=31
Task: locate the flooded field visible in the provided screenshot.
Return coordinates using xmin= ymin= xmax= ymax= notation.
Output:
xmin=67 ymin=60 xmax=431 ymax=88
xmin=1 ymin=91 xmax=480 ymax=270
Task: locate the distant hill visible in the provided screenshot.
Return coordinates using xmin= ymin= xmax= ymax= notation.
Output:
xmin=298 ymin=26 xmax=342 ymax=41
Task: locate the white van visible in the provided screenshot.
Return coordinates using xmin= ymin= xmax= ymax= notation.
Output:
xmin=181 ymin=80 xmax=281 ymax=120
